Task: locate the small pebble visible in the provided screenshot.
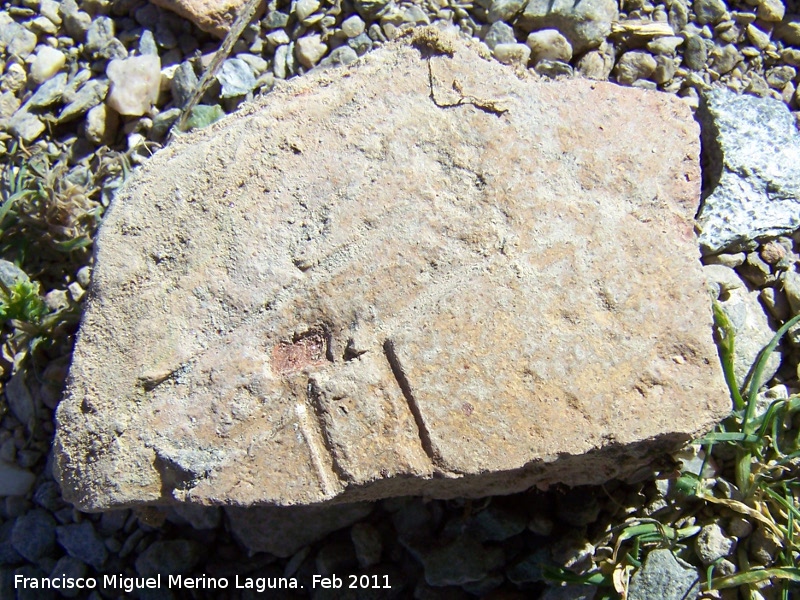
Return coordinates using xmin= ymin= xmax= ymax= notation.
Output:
xmin=11 ymin=510 xmax=56 ymax=561
xmin=576 ymin=47 xmax=614 ymax=80
xmin=217 ymin=58 xmax=256 ymax=97
xmin=295 ymin=34 xmax=328 ymax=69
xmin=30 ymin=46 xmax=66 ymax=84
xmin=646 ymin=35 xmax=683 ymax=55
xmin=84 ymin=103 xmax=119 ymax=146
xmin=693 ymin=0 xmax=727 ymax=26
xmin=341 ymin=15 xmax=366 ymax=38
xmin=484 ymin=21 xmax=515 ymax=51
xmin=106 ymin=54 xmax=161 ymax=116
xmin=709 ymin=43 xmax=741 ymax=75
xmin=487 ymin=0 xmax=526 ymax=23
xmin=694 ymin=522 xmax=736 ymax=565
xmin=0 ymin=462 xmax=35 ymax=497
xmin=526 ymin=29 xmax=572 ymax=64
xmin=56 ymin=522 xmax=109 ymax=570
xmin=492 ymin=43 xmax=530 ymax=66
xmin=615 ymin=50 xmax=657 ymax=84
xmin=756 ymin=0 xmax=785 ymax=22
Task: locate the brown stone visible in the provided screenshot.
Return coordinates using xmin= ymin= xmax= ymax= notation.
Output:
xmin=54 ymin=29 xmax=729 ymax=511
xmin=148 ymin=0 xmax=264 ymax=38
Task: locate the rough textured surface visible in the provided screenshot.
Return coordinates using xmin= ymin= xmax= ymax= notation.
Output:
xmin=148 ymin=0 xmax=264 ymax=38
xmin=696 ymin=87 xmax=800 ymax=255
xmin=55 ymin=30 xmax=728 ymax=511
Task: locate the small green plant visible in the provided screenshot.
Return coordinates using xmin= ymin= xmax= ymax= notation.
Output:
xmin=543 ymin=300 xmax=800 ymax=599
xmin=0 ymin=278 xmax=46 ymax=324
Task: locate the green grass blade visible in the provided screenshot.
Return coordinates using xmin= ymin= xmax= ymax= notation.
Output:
xmin=712 ymin=300 xmax=745 ymax=411
xmin=744 ymin=314 xmax=800 ymax=435
xmin=696 ymin=432 xmax=761 ymax=444
xmin=711 ymin=567 xmax=800 ymax=589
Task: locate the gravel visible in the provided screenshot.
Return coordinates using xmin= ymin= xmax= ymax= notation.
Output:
xmin=0 ymin=0 xmax=799 ymax=596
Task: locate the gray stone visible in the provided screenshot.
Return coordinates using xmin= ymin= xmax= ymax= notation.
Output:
xmin=295 ymin=35 xmax=328 ymax=69
xmin=615 ymin=51 xmax=657 ymax=85
xmin=98 ymin=509 xmax=129 ymax=535
xmin=351 ymin=522 xmax=382 ymax=568
xmin=60 ymin=0 xmax=91 ymax=40
xmin=668 ymin=1 xmax=689 ymax=32
xmin=647 ymin=36 xmax=684 ymax=55
xmin=30 ymin=46 xmax=67 ymax=85
xmin=493 ymin=43 xmax=531 ymax=66
xmin=217 ymin=58 xmax=256 ymax=98
xmin=86 ymin=16 xmax=116 ymax=56
xmin=534 ymin=59 xmax=574 ymax=78
xmin=227 ymin=502 xmax=373 ymax=557
xmin=135 ymin=540 xmax=203 ymax=576
xmin=696 ymin=88 xmax=800 ymax=254
xmin=783 ymin=270 xmax=800 ymax=316
xmin=766 ymin=66 xmax=796 ymax=89
xmin=26 ymin=72 xmax=69 ymax=109
xmin=709 ymin=43 xmax=741 ymax=75
xmin=59 ymin=79 xmax=109 ymax=122
xmin=341 ymin=15 xmax=366 ymax=38
xmin=756 ymin=0 xmax=784 ymax=22
xmin=150 ymin=107 xmax=182 ymax=139
xmin=487 ymin=0 xmax=526 ymax=23
xmin=576 ymin=45 xmax=614 ymax=80
xmin=49 ymin=557 xmax=86 ymax=598
xmin=5 ymin=372 xmax=33 ymax=429
xmin=105 ymin=55 xmax=160 ymax=117
xmin=556 ymin=488 xmax=601 ymax=527
xmin=526 ymin=29 xmax=573 ymax=64
xmin=518 ymin=0 xmax=618 ymax=54
xmin=653 ymin=56 xmax=677 ymax=84
xmin=323 ymin=45 xmax=360 ymax=66
xmin=540 ymin=584 xmax=597 ymax=600
xmin=56 ymin=522 xmax=109 ymax=570
xmin=420 ymin=535 xmax=503 ymax=586
xmin=14 ymin=565 xmax=55 ymax=600
xmin=683 ymin=35 xmax=708 ymax=71
xmin=11 ymin=510 xmax=56 ymax=562
xmin=171 ymin=61 xmax=198 ymax=108
xmin=628 ymin=549 xmax=700 ymax=600
xmin=484 ymin=21 xmax=516 ymax=50
xmin=694 ymin=522 xmax=736 ymax=565
xmin=155 ymin=20 xmax=178 ymax=49
xmin=346 ymin=33 xmax=372 ymax=56
xmin=703 ymin=264 xmax=745 ymax=298
xmin=0 ymin=521 xmax=22 ymax=566
xmin=0 ymin=18 xmax=37 ymax=59
xmin=139 ymin=29 xmax=159 ymax=55
xmin=0 ymin=463 xmax=36 ymax=497
xmin=467 ymin=504 xmax=527 ymax=541
xmin=33 ymin=482 xmax=64 ymax=512
xmin=775 ymin=15 xmax=800 ymax=46
xmin=55 ymin=29 xmax=728 ymax=511
xmin=84 ymin=103 xmax=119 ymax=146
xmin=8 ymin=110 xmax=45 ymax=143
xmin=693 ymin=0 xmax=726 ymax=25
xmin=168 ymin=504 xmax=220 ymax=529
xmin=354 ymin=0 xmax=392 ymax=20
xmin=749 ymin=524 xmax=780 ymax=565
xmin=506 ymin=548 xmax=551 ymax=584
